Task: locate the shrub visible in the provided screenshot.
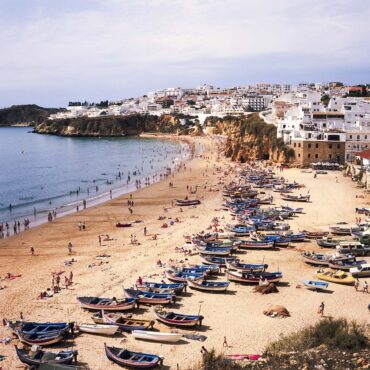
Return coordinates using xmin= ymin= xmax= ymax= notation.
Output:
xmin=267 ymin=318 xmax=367 ymax=353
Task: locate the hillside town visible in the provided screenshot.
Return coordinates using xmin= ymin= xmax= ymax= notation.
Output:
xmin=49 ymin=82 xmax=370 ymax=168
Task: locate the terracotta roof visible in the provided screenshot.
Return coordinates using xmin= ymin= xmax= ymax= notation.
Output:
xmin=357 ymin=148 xmax=370 ymax=160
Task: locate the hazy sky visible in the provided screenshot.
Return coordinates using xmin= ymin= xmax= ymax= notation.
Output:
xmin=0 ymin=0 xmax=369 ymax=107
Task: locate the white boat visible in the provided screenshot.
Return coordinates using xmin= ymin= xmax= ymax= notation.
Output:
xmin=132 ymin=330 xmax=183 ymax=343
xmin=78 ymin=323 xmax=119 ymax=336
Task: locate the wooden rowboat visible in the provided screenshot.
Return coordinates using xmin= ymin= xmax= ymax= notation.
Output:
xmin=15 ymin=346 xmax=77 ymax=366
xmin=187 ymin=279 xmax=229 ymax=292
xmin=77 ymin=296 xmax=136 ymax=311
xmin=226 ymin=269 xmax=282 ymax=284
xmin=78 ymin=323 xmax=119 ymax=336
xmin=154 ymin=308 xmax=203 ymax=327
xmin=92 ymin=311 xmax=155 ymax=332
xmin=105 ymin=344 xmax=163 ymax=369
xmin=132 ymin=330 xmax=183 ymax=343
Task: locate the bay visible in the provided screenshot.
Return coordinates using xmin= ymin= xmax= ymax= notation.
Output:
xmin=0 ymin=127 xmax=189 ymax=225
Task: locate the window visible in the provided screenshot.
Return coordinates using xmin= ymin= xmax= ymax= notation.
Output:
xmin=329 ymin=144 xmax=332 ymax=149
xmin=294 ymin=143 xmax=296 ymax=147
xmin=298 ymin=143 xmax=301 ymax=148
xmin=365 ymin=135 xmax=368 ymax=139
xmin=350 ymin=135 xmax=352 ymax=139
xmin=329 ymin=154 xmax=332 ymax=159
xmin=337 ymin=144 xmax=340 ymax=149
xmin=337 ymin=155 xmax=340 ymax=162
xmin=357 ymin=135 xmax=360 ymax=140
xmin=298 ymin=153 xmax=301 ymax=157
xmin=308 ymin=143 xmax=311 ymax=148
xmin=315 ymin=143 xmax=319 ymax=148
xmin=308 ymin=154 xmax=311 ymax=158
xmin=315 ymin=154 xmax=318 ymax=159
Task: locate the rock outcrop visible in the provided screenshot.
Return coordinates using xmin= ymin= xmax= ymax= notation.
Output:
xmin=0 ymin=105 xmax=64 ymax=126
xmin=34 ymin=114 xmax=193 ymax=136
xmin=204 ymin=113 xmax=295 ymax=163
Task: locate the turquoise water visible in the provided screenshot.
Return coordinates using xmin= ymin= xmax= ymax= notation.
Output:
xmin=0 ymin=127 xmax=189 ymax=225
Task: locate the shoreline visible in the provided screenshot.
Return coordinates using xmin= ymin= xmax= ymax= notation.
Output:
xmin=0 ymin=136 xmax=369 ymax=370
xmin=0 ymin=133 xmax=197 ymax=236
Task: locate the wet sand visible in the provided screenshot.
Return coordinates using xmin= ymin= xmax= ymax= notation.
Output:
xmin=0 ymin=138 xmax=369 ymax=370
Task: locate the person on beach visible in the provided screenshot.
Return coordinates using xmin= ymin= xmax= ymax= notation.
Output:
xmin=68 ymin=242 xmax=73 ymax=255
xmin=355 ymin=278 xmax=360 ymax=291
xmin=223 ymin=336 xmax=229 ymax=347
xmin=69 ymin=271 xmax=73 ymax=284
xmin=144 ymin=227 xmax=147 ymax=236
xmin=318 ymin=302 xmax=325 ymax=317
xmin=364 ymin=281 xmax=368 ymax=293
xmin=98 ymin=235 xmax=102 ymax=246
xmin=30 ymin=247 xmax=35 ymax=256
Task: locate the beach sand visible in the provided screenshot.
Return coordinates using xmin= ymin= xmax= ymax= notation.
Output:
xmin=0 ymin=137 xmax=369 ymax=370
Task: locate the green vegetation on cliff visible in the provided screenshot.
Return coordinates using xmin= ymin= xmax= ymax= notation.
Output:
xmin=34 ymin=114 xmax=194 ymax=136
xmin=0 ymin=104 xmax=64 ymax=126
xmin=205 ymin=113 xmax=295 ymax=163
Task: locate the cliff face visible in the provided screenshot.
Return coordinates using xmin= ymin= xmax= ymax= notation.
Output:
xmin=0 ymin=105 xmax=64 ymax=126
xmin=205 ymin=114 xmax=295 ymax=163
xmin=34 ymin=114 xmax=192 ymax=136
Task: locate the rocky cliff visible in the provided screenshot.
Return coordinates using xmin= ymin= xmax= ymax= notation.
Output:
xmin=34 ymin=114 xmax=194 ymax=136
xmin=0 ymin=104 xmax=64 ymax=126
xmin=205 ymin=113 xmax=295 ymax=163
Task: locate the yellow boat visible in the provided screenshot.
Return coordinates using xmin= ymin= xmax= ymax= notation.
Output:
xmin=316 ymin=268 xmax=355 ymax=285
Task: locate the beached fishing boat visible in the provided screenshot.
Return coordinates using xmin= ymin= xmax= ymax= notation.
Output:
xmin=175 ymin=199 xmax=200 ymax=206
xmin=78 ymin=323 xmax=119 ymax=336
xmin=316 ymin=268 xmax=355 ymax=285
xmin=226 ymin=269 xmax=283 ymax=284
xmin=5 ymin=321 xmax=70 ymax=336
xmin=132 ymin=330 xmax=183 ymax=343
xmin=165 ymin=269 xmax=204 ymax=282
xmin=316 ymin=237 xmax=343 ymax=248
xmin=187 ymin=279 xmax=230 ymax=292
xmin=225 ymin=260 xmax=267 ymax=272
xmin=328 ymin=256 xmax=366 ymax=271
xmin=92 ymin=312 xmax=155 ymax=332
xmin=15 ymin=346 xmax=77 ymax=366
xmin=200 ymin=255 xmax=238 ymax=267
xmin=281 ymin=194 xmax=310 ymax=202
xmin=136 ymin=282 xmax=185 ymax=294
xmin=77 ymin=296 xmax=136 ymax=311
xmin=302 ymin=230 xmax=329 ymax=239
xmin=154 ymin=308 xmax=204 ymax=327
xmin=238 ymin=240 xmax=274 ymax=249
xmin=16 ymin=331 xmax=65 ymax=346
xmin=301 ymin=252 xmax=332 ymax=266
xmin=329 ymin=224 xmax=361 ymax=236
xmin=105 ymin=344 xmax=163 ymax=369
xmin=302 ymin=280 xmax=329 ymax=291
xmin=197 ymin=246 xmax=232 ymax=256
xmin=123 ymin=289 xmax=175 ymax=305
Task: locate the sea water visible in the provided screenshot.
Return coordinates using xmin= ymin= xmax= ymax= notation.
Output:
xmin=0 ymin=127 xmax=190 ymax=225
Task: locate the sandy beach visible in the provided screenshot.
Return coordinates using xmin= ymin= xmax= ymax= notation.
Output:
xmin=0 ymin=136 xmax=369 ymax=370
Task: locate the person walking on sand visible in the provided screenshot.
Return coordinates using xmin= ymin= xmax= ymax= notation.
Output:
xmin=318 ymin=302 xmax=325 ymax=317
xmin=69 ymin=271 xmax=73 ymax=284
xmin=355 ymin=278 xmax=360 ymax=291
xmin=30 ymin=247 xmax=35 ymax=256
xmin=98 ymin=235 xmax=102 ymax=246
xmin=144 ymin=226 xmax=147 ymax=236
xmin=68 ymin=242 xmax=73 ymax=255
xmin=364 ymin=281 xmax=368 ymax=293
xmin=223 ymin=336 xmax=229 ymax=347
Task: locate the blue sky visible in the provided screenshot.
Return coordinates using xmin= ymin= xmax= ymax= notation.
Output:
xmin=0 ymin=0 xmax=369 ymax=107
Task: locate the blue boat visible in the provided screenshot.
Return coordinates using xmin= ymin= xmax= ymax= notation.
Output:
xmin=303 ymin=280 xmax=329 ymax=291
xmin=165 ymin=269 xmax=204 ymax=282
xmin=5 ymin=320 xmax=70 ymax=336
xmin=198 ymin=246 xmax=232 ymax=256
xmin=137 ymin=282 xmax=185 ymax=294
xmin=187 ymin=279 xmax=230 ymax=292
xmin=263 ymin=235 xmax=291 ymax=247
xmin=105 ymin=344 xmax=162 ymax=368
xmin=123 ymin=289 xmax=175 ymax=305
